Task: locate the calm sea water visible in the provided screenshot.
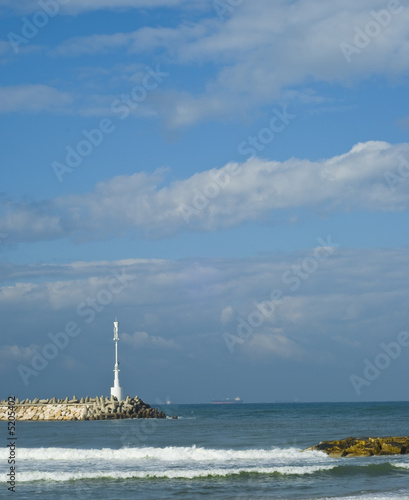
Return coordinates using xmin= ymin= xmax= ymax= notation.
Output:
xmin=1 ymin=401 xmax=409 ymax=499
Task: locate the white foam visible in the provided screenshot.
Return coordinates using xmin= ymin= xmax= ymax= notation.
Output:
xmin=0 ymin=445 xmax=336 ymax=484
xmin=4 ymin=445 xmax=325 ymax=463
xmin=7 ymin=464 xmax=336 ymax=483
xmin=394 ymin=462 xmax=409 ymax=470
xmin=322 ymin=495 xmax=409 ymax=500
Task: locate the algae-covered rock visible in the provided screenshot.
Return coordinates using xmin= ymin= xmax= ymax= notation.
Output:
xmin=306 ymin=436 xmax=409 ymax=457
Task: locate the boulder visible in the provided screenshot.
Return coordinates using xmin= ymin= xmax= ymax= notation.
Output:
xmin=306 ymin=437 xmax=409 ymax=457
xmin=380 ymin=440 xmax=407 ymax=455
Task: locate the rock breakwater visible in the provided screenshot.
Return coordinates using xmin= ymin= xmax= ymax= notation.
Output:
xmin=0 ymin=395 xmax=168 ymax=421
xmin=306 ymin=436 xmax=409 ymax=457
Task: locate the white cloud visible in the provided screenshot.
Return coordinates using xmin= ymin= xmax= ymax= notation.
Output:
xmin=0 ymin=344 xmax=37 ymax=360
xmin=0 ymin=247 xmax=408 ymax=382
xmin=52 ymin=24 xmax=205 ymax=57
xmin=1 ymin=248 xmax=408 ymax=337
xmin=0 ymin=85 xmax=73 ymax=113
xmin=4 ymin=2 xmax=408 ymax=123
xmin=332 ymin=336 xmax=360 ymax=349
xmin=246 ymin=332 xmax=304 ymax=359
xmin=1 ymin=141 xmax=408 ymax=244
xmin=0 ymin=344 xmax=39 ymax=372
xmin=52 ymin=32 xmax=133 ymax=57
xmin=46 ymin=0 xmax=409 ymax=125
xmin=122 ymin=331 xmax=179 ymax=350
xmin=221 ymin=306 xmax=234 ymax=324
xmin=167 ymin=0 xmax=409 ymax=125
xmin=0 ymin=0 xmax=202 ymax=15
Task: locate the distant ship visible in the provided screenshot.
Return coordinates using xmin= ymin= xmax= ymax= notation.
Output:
xmin=211 ymin=397 xmax=243 ymax=404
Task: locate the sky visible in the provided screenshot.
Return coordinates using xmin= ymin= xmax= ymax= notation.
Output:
xmin=1 ymin=0 xmax=409 ymax=404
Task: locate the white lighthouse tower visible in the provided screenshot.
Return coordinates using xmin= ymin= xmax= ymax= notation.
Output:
xmin=110 ymin=320 xmax=123 ymax=401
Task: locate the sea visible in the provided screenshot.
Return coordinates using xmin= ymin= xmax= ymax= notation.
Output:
xmin=1 ymin=401 xmax=409 ymax=499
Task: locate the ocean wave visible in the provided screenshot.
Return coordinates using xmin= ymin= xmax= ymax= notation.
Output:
xmin=324 ymin=461 xmax=409 ymax=478
xmin=394 ymin=462 xmax=409 ymax=470
xmin=6 ymin=445 xmax=325 ymax=463
xmin=3 ymin=445 xmax=406 ymax=485
xmin=322 ymin=493 xmax=409 ymax=500
xmin=2 ymin=464 xmax=336 ymax=483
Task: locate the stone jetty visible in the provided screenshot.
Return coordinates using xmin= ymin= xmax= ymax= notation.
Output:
xmin=305 ymin=436 xmax=409 ymax=457
xmin=0 ymin=395 xmax=168 ymax=421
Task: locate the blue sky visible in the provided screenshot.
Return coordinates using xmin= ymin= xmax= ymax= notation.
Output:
xmin=1 ymin=0 xmax=409 ymax=404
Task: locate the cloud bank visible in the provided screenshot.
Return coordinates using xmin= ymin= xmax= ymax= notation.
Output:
xmin=2 ymin=248 xmax=408 ymax=362
xmin=46 ymin=0 xmax=409 ymax=126
xmin=1 ymin=141 xmax=408 ymax=244
xmin=3 ymin=1 xmax=409 ymax=126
